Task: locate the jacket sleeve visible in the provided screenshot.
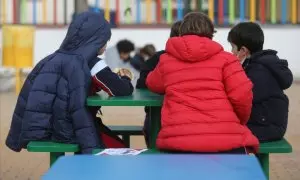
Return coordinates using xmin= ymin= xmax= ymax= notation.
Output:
xmin=223 ymin=58 xmax=253 ymax=125
xmin=130 ymin=54 xmax=144 ymax=72
xmin=68 ymin=62 xmax=102 ymax=154
xmin=136 ymin=51 xmax=164 ymax=89
xmin=6 ymin=57 xmax=50 ymax=152
xmin=91 ymin=59 xmax=134 ymax=96
xmin=146 ymin=61 xmax=165 ymax=94
xmin=69 ymin=85 xmax=102 ymax=153
xmin=5 ymin=78 xmax=32 ymax=152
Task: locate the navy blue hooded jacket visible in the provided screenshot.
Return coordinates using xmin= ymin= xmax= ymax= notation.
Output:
xmin=243 ymin=50 xmax=293 ymax=142
xmin=6 ymin=12 xmax=112 ymax=153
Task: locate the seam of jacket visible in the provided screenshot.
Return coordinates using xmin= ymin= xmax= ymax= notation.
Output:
xmin=30 ymin=89 xmax=67 ymax=100
xmin=17 ymin=55 xmax=57 ymax=149
xmin=160 ymin=132 xmax=245 ymax=139
xmin=50 ymin=58 xmax=63 ymax=134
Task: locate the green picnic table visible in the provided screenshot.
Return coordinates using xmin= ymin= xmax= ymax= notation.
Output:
xmin=27 ymin=89 xmax=292 ymax=180
xmin=87 ymin=89 xmax=163 ymax=149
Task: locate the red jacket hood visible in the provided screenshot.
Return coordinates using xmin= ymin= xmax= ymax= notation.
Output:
xmin=165 ymin=35 xmax=223 ymax=62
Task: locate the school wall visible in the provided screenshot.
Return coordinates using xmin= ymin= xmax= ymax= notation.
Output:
xmin=0 ymin=27 xmax=300 ymax=77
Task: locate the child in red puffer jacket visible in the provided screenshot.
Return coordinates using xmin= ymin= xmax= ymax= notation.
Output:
xmin=146 ymin=12 xmax=259 ymax=154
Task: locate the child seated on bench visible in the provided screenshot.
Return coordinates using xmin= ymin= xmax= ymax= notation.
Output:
xmin=136 ymin=20 xmax=182 ymax=147
xmin=6 ymin=12 xmax=133 ymax=154
xmin=146 ymin=12 xmax=259 ymax=154
xmin=227 ymin=22 xmax=293 ymax=142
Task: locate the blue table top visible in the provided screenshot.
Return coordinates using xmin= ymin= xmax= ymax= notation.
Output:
xmin=42 ymin=155 xmax=266 ymax=180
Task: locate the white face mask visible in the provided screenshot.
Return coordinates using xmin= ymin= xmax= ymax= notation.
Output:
xmin=236 ymin=51 xmax=247 ymax=64
xmin=144 ymin=55 xmax=150 ymax=61
xmin=236 ymin=47 xmax=251 ymax=64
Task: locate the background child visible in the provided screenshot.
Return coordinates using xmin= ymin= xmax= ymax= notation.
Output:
xmin=136 ymin=21 xmax=182 ymax=147
xmin=104 ymin=39 xmax=139 ymax=86
xmin=130 ymin=44 xmax=157 ymax=72
xmin=146 ymin=12 xmax=259 ymax=153
xmin=136 ymin=20 xmax=182 ymax=89
xmin=228 ymin=22 xmax=293 ymax=142
xmin=89 ymin=43 xmax=134 ymax=149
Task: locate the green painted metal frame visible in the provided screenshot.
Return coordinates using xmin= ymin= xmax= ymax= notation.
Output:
xmin=28 ymin=90 xmax=292 ymax=180
xmin=27 ymin=126 xmax=145 ymax=166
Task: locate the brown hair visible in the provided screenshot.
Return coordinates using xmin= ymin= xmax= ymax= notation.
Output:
xmin=180 ymin=12 xmax=216 ymax=39
xmin=170 ymin=20 xmax=182 ymax=37
xmin=141 ymin=44 xmax=156 ymax=57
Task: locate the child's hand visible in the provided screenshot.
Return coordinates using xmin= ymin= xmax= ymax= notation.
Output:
xmin=119 ymin=68 xmax=133 ymax=80
xmin=113 ymin=68 xmax=121 ymax=75
xmin=113 ymin=68 xmax=133 ymax=80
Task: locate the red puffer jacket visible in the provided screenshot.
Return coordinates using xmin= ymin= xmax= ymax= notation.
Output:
xmin=146 ymin=35 xmax=259 ymax=152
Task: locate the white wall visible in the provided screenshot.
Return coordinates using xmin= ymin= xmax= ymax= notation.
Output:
xmin=0 ymin=27 xmax=300 ymax=77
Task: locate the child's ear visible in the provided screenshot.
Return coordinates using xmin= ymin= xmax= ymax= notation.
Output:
xmin=240 ymin=46 xmax=250 ymax=56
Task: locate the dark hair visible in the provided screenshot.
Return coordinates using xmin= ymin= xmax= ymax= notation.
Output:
xmin=227 ymin=22 xmax=264 ymax=54
xmin=180 ymin=12 xmax=215 ymax=39
xmin=141 ymin=44 xmax=156 ymax=57
xmin=116 ymin=39 xmax=135 ymax=53
xmin=170 ymin=21 xmax=182 ymax=37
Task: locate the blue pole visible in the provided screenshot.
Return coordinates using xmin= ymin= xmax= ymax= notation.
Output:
xmin=281 ymin=0 xmax=287 ymax=24
xmin=136 ymin=0 xmax=141 ymax=23
xmin=240 ymin=0 xmax=245 ymax=22
xmin=177 ymin=0 xmax=183 ymax=20
xmin=95 ymin=0 xmax=99 ymax=8
xmin=33 ymin=0 xmax=37 ymax=24
xmin=214 ymin=0 xmax=218 ymax=24
xmin=224 ymin=0 xmax=228 ymax=25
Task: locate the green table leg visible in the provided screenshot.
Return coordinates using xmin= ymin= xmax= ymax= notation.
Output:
xmin=122 ymin=135 xmax=130 ymax=148
xmin=149 ymin=107 xmax=161 ymax=149
xmin=50 ymin=152 xmax=64 ymax=166
xmin=257 ymin=153 xmax=269 ymax=179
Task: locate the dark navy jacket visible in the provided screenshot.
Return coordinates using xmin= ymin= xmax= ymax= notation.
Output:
xmin=243 ymin=50 xmax=293 ymax=142
xmin=136 ymin=50 xmax=165 ymax=146
xmin=136 ymin=50 xmax=165 ymax=89
xmin=6 ymin=12 xmax=113 ymax=153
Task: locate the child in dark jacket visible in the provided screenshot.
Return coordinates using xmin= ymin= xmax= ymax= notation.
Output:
xmin=89 ymin=46 xmax=134 ymax=149
xmin=136 ymin=21 xmax=182 ymax=147
xmin=228 ymin=22 xmax=293 ymax=142
xmin=6 ymin=12 xmax=133 ymax=154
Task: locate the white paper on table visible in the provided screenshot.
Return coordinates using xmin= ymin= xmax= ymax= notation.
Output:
xmin=95 ymin=148 xmax=148 ymax=156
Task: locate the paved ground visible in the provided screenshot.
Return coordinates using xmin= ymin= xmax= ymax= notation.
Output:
xmin=1 ymin=84 xmax=300 ymax=180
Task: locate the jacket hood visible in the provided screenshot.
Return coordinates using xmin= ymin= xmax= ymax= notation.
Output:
xmin=59 ymin=11 xmax=111 ymax=63
xmin=249 ymin=50 xmax=293 ymax=89
xmin=165 ymin=35 xmax=223 ymax=62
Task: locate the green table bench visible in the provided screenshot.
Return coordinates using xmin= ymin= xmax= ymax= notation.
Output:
xmin=87 ymin=89 xmax=162 ymax=149
xmin=27 ymin=125 xmax=143 ymax=166
xmin=107 ymin=125 xmax=144 ymax=147
xmin=257 ymin=138 xmax=292 ymax=179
